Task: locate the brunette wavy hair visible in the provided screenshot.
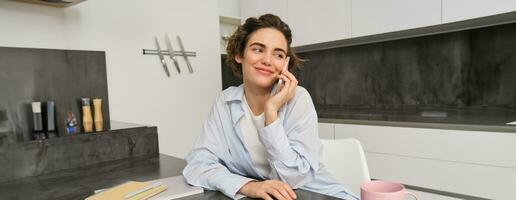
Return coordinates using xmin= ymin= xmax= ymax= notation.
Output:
xmin=225 ymin=14 xmax=302 ymax=78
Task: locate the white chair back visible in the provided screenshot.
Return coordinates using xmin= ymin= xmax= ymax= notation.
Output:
xmin=320 ymin=138 xmax=371 ymax=196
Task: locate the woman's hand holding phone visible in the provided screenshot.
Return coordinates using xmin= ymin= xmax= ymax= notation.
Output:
xmin=265 ymin=57 xmax=297 ymax=126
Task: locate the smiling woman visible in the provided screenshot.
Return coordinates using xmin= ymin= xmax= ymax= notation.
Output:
xmin=237 ymin=28 xmax=289 ymax=90
xmin=182 ymin=14 xmax=358 ymax=200
xmin=225 ymin=14 xmax=302 ymax=79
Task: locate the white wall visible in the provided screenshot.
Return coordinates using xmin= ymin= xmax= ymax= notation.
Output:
xmin=0 ymin=1 xmax=66 ymax=49
xmin=1 ymin=0 xmax=222 ymax=158
xmin=64 ymin=0 xmax=221 ymax=158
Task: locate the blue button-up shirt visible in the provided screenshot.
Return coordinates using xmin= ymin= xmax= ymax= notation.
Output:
xmin=183 ymin=84 xmax=358 ymax=199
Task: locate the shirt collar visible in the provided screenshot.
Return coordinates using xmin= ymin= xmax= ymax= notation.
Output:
xmin=223 ymin=84 xmax=285 ymax=126
xmin=223 ymin=84 xmax=244 ymax=102
xmin=223 ymin=84 xmax=245 ymax=126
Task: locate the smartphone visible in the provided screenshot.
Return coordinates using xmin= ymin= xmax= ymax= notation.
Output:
xmin=271 ymin=56 xmax=290 ymax=95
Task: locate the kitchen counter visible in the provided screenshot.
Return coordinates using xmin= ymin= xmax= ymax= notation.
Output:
xmin=0 ymin=121 xmax=159 ymax=183
xmin=0 ymin=154 xmax=340 ymax=200
xmin=0 ymin=154 xmax=183 ymax=200
xmin=317 ymin=105 xmax=516 ymax=133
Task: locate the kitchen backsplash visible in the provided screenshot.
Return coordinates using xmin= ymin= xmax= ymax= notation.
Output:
xmin=296 ymin=22 xmax=516 ymax=109
xmin=0 ymin=47 xmax=111 ymax=142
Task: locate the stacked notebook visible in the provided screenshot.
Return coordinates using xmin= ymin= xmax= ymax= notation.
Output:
xmin=147 ymin=176 xmax=204 ymax=200
xmin=86 ymin=176 xmax=203 ymax=200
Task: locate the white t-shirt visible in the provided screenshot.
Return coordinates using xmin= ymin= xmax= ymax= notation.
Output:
xmin=240 ymin=96 xmax=271 ymax=177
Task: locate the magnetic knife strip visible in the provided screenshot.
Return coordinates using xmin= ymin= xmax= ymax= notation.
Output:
xmin=144 ymin=34 xmax=196 ymax=77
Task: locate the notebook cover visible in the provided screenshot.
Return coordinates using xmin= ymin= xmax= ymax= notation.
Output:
xmin=148 ymin=176 xmax=204 ymax=200
xmin=87 ymin=181 xmax=166 ymax=200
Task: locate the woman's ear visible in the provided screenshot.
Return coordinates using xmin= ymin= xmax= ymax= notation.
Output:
xmin=235 ymin=55 xmax=242 ymax=64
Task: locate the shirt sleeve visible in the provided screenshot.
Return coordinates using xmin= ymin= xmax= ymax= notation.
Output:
xmin=257 ymin=87 xmax=322 ymax=188
xmin=182 ymin=97 xmax=254 ymax=199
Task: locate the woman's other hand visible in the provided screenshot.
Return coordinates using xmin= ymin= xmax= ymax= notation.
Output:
xmin=238 ymin=180 xmax=297 ymax=200
xmin=265 ymin=69 xmax=298 ymax=126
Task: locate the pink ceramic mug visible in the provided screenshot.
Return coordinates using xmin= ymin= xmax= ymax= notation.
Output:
xmin=361 ymin=181 xmax=418 ymax=200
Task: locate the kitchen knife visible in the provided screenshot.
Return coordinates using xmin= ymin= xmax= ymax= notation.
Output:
xmin=165 ymin=34 xmax=181 ymax=74
xmin=154 ymin=36 xmax=171 ymax=77
xmin=176 ymin=36 xmax=194 ymax=73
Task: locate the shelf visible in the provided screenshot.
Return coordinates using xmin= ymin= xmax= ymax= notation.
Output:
xmin=219 ymin=15 xmax=241 ymax=25
xmin=11 ymin=121 xmax=150 ymax=145
xmin=219 ymin=15 xmax=241 ymax=55
xmin=11 ymin=0 xmax=87 ymax=8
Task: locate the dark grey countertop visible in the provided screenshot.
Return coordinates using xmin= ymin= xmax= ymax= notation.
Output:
xmin=317 ymin=106 xmax=516 ymax=133
xmin=0 ymin=154 xmax=339 ymax=200
xmin=109 ymin=120 xmax=153 ymax=130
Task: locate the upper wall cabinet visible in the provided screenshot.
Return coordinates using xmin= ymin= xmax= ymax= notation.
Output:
xmin=287 ymin=0 xmax=351 ymax=47
xmin=351 ymin=0 xmax=441 ymax=37
xmin=442 ymin=0 xmax=516 ymax=23
xmin=241 ymin=0 xmax=516 ymax=47
xmin=240 ymin=0 xmax=352 ymax=47
xmin=241 ymin=0 xmax=289 ymax=23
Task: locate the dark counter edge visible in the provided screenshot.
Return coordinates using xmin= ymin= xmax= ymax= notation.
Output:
xmin=319 ymin=118 xmax=516 ymax=133
xmin=9 ymin=125 xmax=157 ymax=147
xmin=0 ymin=125 xmax=160 ymax=184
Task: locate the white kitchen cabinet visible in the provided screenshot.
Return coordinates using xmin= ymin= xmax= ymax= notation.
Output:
xmin=240 ymin=0 xmax=288 ymax=23
xmin=334 ymin=124 xmax=516 ymax=168
xmin=351 ymin=0 xmax=441 ymax=37
xmin=218 ymin=0 xmax=241 ymax=18
xmin=365 ymin=151 xmax=516 ymax=200
xmin=287 ymin=0 xmax=351 ymax=47
xmin=240 ymin=0 xmax=352 ymax=47
xmin=239 ymin=0 xmax=516 ymax=47
xmin=318 ymin=122 xmax=335 ymax=139
xmin=334 ymin=123 xmax=516 ymax=199
xmin=442 ymin=0 xmax=516 ymax=23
